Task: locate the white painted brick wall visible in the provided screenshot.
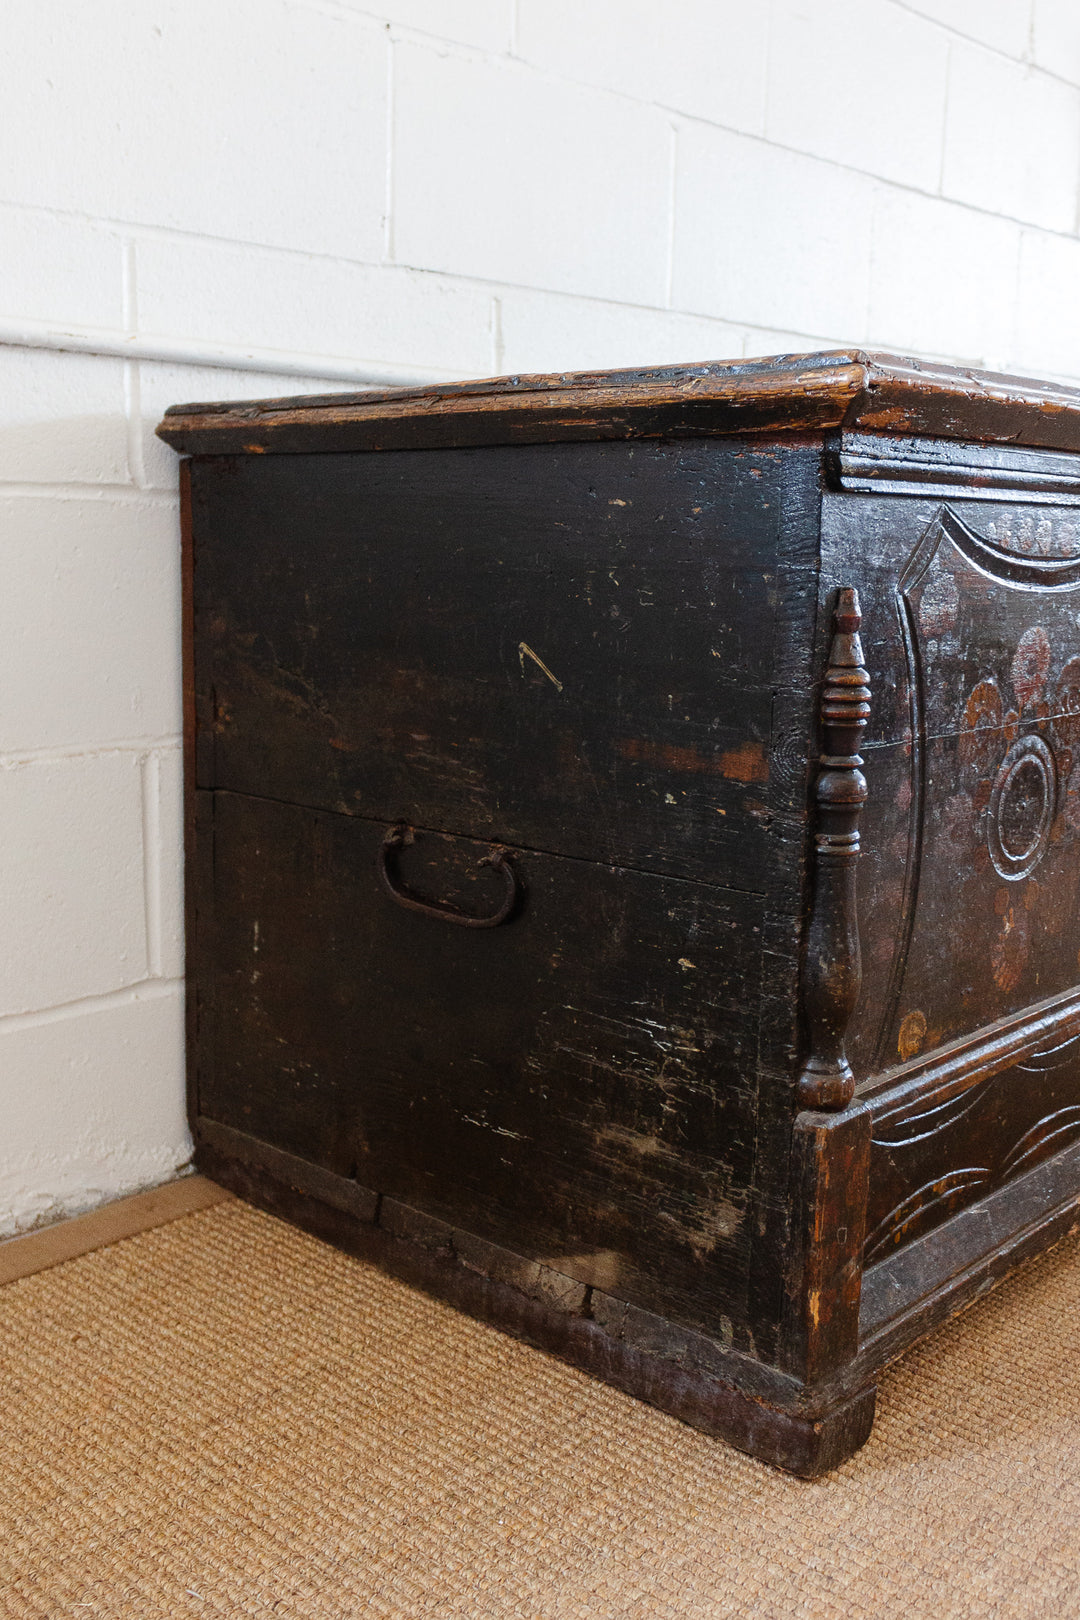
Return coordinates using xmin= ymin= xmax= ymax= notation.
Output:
xmin=514 ymin=1 xmax=771 ymax=134
xmin=943 ymin=41 xmax=1080 ymax=230
xmin=767 ymin=2 xmax=951 ymax=192
xmin=905 ymin=0 xmax=1032 ymax=60
xmin=134 ymin=241 xmax=495 ymax=383
xmin=0 ymin=494 xmax=180 ymax=751
xmin=0 ymin=990 xmax=186 ymax=1236
xmin=867 ymin=190 xmax=1021 ymax=366
xmin=0 ymin=753 xmax=147 ymax=1016
xmin=1 ymin=0 xmax=1079 ymax=1234
xmin=0 ymin=1 xmax=391 ymax=259
xmin=393 ymin=44 xmax=674 ymax=302
xmin=1032 ymin=0 xmax=1080 ymax=83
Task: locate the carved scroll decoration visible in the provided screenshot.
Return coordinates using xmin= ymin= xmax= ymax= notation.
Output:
xmin=872 ymin=505 xmax=1080 ymax=1070
xmin=798 ymin=587 xmax=871 ymax=1110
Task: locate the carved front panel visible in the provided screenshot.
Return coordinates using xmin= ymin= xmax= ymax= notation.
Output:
xmin=883 ymin=506 xmax=1080 ymax=1059
xmin=822 ymin=491 xmax=1080 ymax=1265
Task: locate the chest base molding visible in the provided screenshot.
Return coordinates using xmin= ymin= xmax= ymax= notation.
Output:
xmin=195 ymin=1111 xmax=1080 ymax=1477
xmin=194 ymin=1119 xmax=877 ymax=1479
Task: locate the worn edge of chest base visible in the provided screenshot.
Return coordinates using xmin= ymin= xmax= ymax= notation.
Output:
xmin=195 ymin=1111 xmax=1080 ymax=1476
xmin=193 ymin=1118 xmax=875 ymax=1479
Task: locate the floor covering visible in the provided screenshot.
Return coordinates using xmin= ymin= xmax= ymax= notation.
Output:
xmin=2 ymin=1195 xmax=1079 ymax=1618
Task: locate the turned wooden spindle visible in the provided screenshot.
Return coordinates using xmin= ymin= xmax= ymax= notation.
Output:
xmin=797 ymin=586 xmax=872 ymax=1111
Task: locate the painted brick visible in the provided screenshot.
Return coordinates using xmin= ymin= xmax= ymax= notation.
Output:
xmin=942 ymin=43 xmax=1080 ymax=231
xmin=392 ymin=44 xmax=671 ymax=304
xmin=1013 ymin=231 xmax=1080 ymax=378
xmin=742 ymin=327 xmax=851 ymax=359
xmin=515 ymin=0 xmax=768 ymax=135
xmin=672 ymin=125 xmax=874 ymax=341
xmin=150 ymin=746 xmax=184 ymax=981
xmin=898 ymin=0 xmax=1033 ymax=59
xmin=869 ymin=187 xmax=1021 ymax=366
xmin=135 ymin=238 xmax=492 ymax=381
xmin=0 ymin=205 xmax=124 ymax=331
xmin=0 ymin=349 xmax=128 ymax=485
xmin=0 ymin=988 xmax=188 ymax=1236
xmin=0 ymin=752 xmax=147 ymax=1016
xmin=351 ymin=0 xmax=513 ymax=51
xmin=768 ymin=0 xmax=948 ymax=191
xmin=495 ymin=287 xmax=746 ymax=374
xmin=1032 ymin=0 xmax=1080 ymax=84
xmin=0 ymin=495 xmax=180 ymax=753
xmin=0 ymin=0 xmax=388 ymax=260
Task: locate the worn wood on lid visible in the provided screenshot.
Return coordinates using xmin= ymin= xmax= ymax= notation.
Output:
xmin=157 ymin=350 xmax=1080 ymax=457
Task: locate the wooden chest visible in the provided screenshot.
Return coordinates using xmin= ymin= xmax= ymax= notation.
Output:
xmin=159 ymin=351 xmax=1080 ymax=1475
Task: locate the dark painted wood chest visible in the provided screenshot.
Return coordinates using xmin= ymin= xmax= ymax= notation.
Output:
xmin=159 ymin=351 xmax=1080 ymax=1474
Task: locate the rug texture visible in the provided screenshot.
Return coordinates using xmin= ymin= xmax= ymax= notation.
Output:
xmin=1 ymin=1197 xmax=1078 ymax=1618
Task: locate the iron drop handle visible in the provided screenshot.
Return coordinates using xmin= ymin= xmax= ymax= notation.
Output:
xmin=378 ymin=823 xmax=518 ymax=928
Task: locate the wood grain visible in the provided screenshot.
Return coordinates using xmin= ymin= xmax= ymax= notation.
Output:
xmin=188 ymin=438 xmax=808 ymax=891
xmin=158 ymin=351 xmax=1080 ymax=457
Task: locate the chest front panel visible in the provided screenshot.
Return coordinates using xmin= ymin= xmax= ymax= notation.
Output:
xmin=824 ymin=490 xmax=1080 ymax=1265
xmin=196 ymin=788 xmax=764 ymax=1338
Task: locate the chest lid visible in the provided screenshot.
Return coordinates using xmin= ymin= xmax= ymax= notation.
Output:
xmin=159 ymin=349 xmax=1080 ymax=458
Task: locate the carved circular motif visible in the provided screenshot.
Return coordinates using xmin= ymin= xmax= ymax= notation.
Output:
xmin=986 ymin=734 xmax=1057 ymax=881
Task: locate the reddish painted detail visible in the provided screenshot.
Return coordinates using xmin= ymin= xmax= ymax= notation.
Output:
xmin=616 ymin=737 xmax=768 ymax=780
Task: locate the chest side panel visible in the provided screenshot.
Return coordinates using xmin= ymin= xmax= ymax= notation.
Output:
xmin=822 ymin=484 xmax=1080 ymax=1267
xmin=196 ymin=788 xmax=765 ymax=1341
xmin=187 ymin=435 xmax=826 ymax=1356
xmin=190 ymin=438 xmax=802 ymax=889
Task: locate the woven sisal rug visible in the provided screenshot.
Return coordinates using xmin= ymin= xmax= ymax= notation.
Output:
xmin=1 ymin=1197 xmax=1078 ymax=1617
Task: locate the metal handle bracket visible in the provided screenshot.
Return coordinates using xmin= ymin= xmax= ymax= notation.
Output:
xmin=378 ymin=823 xmax=518 ymax=928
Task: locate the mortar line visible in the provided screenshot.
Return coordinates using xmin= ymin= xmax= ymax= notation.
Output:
xmin=0 ymin=979 xmax=182 ymax=1037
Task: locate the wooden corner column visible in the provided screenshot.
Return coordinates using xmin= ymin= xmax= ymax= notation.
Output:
xmin=781 ymin=588 xmax=875 ymax=1436
xmin=798 ymin=587 xmax=871 ymax=1111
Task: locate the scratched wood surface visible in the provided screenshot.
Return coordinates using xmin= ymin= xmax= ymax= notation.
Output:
xmin=196 ymin=788 xmax=763 ymax=1341
xmin=187 ymin=436 xmax=824 ymax=1354
xmin=190 ymin=439 xmax=810 ymax=890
